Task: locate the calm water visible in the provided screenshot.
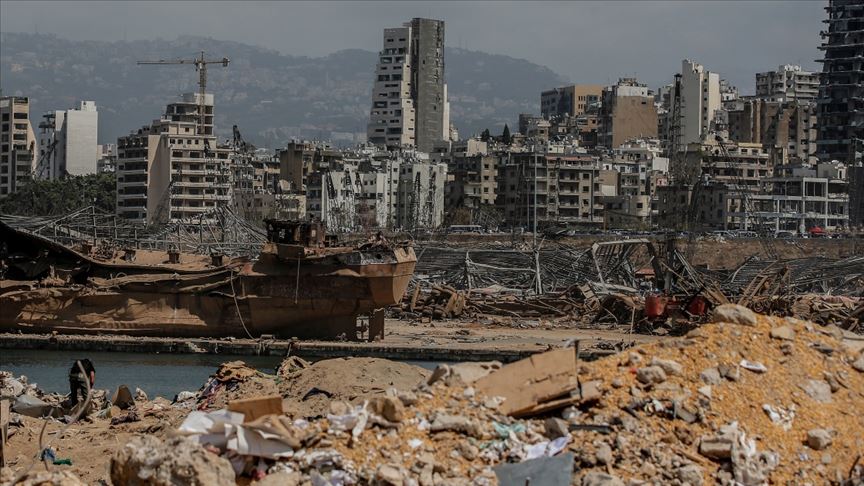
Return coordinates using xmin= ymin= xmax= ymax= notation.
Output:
xmin=0 ymin=349 xmax=442 ymax=399
xmin=0 ymin=349 xmax=283 ymax=399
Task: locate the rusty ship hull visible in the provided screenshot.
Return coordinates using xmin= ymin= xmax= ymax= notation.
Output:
xmin=0 ymin=221 xmax=416 ymax=339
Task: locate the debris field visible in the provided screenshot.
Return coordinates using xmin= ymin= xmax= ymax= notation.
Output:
xmin=2 ymin=305 xmax=863 ymax=485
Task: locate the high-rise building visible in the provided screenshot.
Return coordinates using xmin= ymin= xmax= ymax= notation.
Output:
xmin=727 ymin=99 xmax=817 ymax=165
xmin=670 ymin=60 xmax=721 ymax=150
xmin=367 ymin=18 xmax=449 ymax=153
xmin=540 ymin=85 xmax=604 ymax=119
xmin=115 ymin=93 xmax=232 ymax=224
xmin=756 ymin=65 xmax=820 ymax=102
xmin=38 ymin=101 xmax=99 ymax=178
xmin=816 ymin=0 xmax=864 ymax=164
xmin=0 ymin=96 xmax=37 ymax=197
xmin=597 ymin=78 xmax=658 ymax=148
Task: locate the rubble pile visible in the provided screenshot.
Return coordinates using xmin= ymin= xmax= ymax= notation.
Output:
xmin=138 ymin=307 xmax=864 ymax=484
xmin=3 ymin=306 xmax=863 ymax=484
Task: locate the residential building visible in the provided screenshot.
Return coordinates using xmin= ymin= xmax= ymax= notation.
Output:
xmin=816 ymin=0 xmax=864 ymax=164
xmin=597 ymin=78 xmax=658 ymax=148
xmin=97 ymin=144 xmax=116 ymax=174
xmin=727 ymin=98 xmax=817 ymax=165
xmin=115 ymin=93 xmax=232 ymax=224
xmin=671 ymin=60 xmax=721 ymax=149
xmin=540 ymin=85 xmax=603 ymax=119
xmin=497 ymin=151 xmax=613 ymax=229
xmin=367 ymin=18 xmax=450 ymax=153
xmin=849 ymin=164 xmax=864 ymax=227
xmin=0 ymin=96 xmax=37 ymax=196
xmin=444 ymin=152 xmax=498 ymax=211
xmin=38 ymin=101 xmax=99 ymax=178
xmin=278 ymin=141 xmax=343 ymax=192
xmin=756 ymin=65 xmax=820 ymax=102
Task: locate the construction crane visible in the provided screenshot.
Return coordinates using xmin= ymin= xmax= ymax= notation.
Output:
xmin=137 ymin=51 xmax=229 ymax=134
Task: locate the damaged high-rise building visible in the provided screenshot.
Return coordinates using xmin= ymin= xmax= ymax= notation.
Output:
xmin=367 ymin=18 xmax=450 ymax=153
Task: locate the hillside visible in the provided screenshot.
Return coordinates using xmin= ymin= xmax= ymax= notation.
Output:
xmin=0 ymin=32 xmax=568 ymax=147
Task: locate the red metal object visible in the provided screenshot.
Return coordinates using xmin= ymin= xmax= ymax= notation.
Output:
xmin=687 ymin=296 xmax=707 ymax=316
xmin=645 ymin=293 xmax=666 ymax=318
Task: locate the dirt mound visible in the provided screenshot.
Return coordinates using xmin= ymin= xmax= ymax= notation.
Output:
xmin=278 ymin=357 xmax=429 ymax=417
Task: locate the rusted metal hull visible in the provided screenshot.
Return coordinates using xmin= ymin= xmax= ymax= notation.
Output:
xmin=0 ymin=221 xmax=416 ymax=339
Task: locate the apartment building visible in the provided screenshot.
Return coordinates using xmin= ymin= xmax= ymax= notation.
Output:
xmin=115 ymin=93 xmax=232 ymax=225
xmin=597 ymin=78 xmax=658 ymax=149
xmin=816 ymin=0 xmax=864 ymax=164
xmin=540 ymin=85 xmax=603 ymax=119
xmin=97 ymin=144 xmax=116 ymax=174
xmin=727 ymin=98 xmax=817 ymax=165
xmin=0 ymin=96 xmax=37 ymax=196
xmin=756 ymin=65 xmax=820 ymax=102
xmin=497 ymin=151 xmax=614 ymax=229
xmin=367 ymin=18 xmax=450 ymax=153
xmin=38 ymin=101 xmax=99 ymax=179
xmin=671 ymin=60 xmax=721 ymax=149
xmin=278 ymin=141 xmax=343 ymax=192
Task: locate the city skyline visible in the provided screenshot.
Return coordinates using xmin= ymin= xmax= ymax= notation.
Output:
xmin=0 ymin=1 xmax=824 ymax=91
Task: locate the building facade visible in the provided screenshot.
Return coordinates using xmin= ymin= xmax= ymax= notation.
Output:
xmin=115 ymin=93 xmax=232 ymax=225
xmin=38 ymin=101 xmax=99 ymax=179
xmin=816 ymin=0 xmax=864 ymax=164
xmin=672 ymin=60 xmax=721 ymax=149
xmin=727 ymin=98 xmax=817 ymax=165
xmin=756 ymin=65 xmax=820 ymax=102
xmin=0 ymin=96 xmax=37 ymax=197
xmin=597 ymin=78 xmax=658 ymax=149
xmin=540 ymin=85 xmax=603 ymax=119
xmin=367 ymin=18 xmax=450 ymax=153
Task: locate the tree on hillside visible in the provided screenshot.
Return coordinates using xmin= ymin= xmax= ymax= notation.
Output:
xmin=502 ymin=124 xmax=511 ymax=144
xmin=0 ymin=173 xmax=116 ymax=216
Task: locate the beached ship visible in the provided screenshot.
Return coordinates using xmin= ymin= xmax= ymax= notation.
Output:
xmin=0 ymin=219 xmax=416 ymax=339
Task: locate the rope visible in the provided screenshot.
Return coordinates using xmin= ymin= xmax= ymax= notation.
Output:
xmin=229 ymin=268 xmax=255 ymax=339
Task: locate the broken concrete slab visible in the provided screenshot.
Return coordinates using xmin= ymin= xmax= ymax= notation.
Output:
xmin=494 ymin=452 xmax=574 ymax=486
xmin=712 ymin=304 xmax=758 ymax=326
xmin=110 ymin=435 xmax=235 ymax=486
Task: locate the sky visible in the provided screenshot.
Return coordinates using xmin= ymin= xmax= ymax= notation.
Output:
xmin=0 ymin=1 xmax=825 ymax=92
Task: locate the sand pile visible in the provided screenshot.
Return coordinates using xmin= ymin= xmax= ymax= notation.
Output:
xmin=277 ymin=357 xmax=430 ymax=417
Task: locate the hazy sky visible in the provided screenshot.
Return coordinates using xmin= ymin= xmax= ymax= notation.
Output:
xmin=0 ymin=1 xmax=825 ymax=91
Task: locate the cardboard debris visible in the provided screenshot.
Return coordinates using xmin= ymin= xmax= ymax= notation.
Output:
xmin=474 ymin=347 xmax=579 ymax=416
xmin=228 ymin=395 xmax=285 ymax=423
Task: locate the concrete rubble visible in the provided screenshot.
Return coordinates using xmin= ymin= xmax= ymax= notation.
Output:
xmin=3 ymin=306 xmax=863 ymax=485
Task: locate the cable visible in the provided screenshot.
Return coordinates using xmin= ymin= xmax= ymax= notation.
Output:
xmin=228 ymin=267 xmax=255 ymax=340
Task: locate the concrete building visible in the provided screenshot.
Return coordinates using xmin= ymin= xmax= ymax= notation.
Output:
xmin=540 ymin=85 xmax=603 ymax=119
xmin=747 ymin=162 xmax=849 ymax=233
xmin=38 ymin=101 xmax=99 ymax=178
xmin=727 ymin=98 xmax=817 ymax=165
xmin=671 ymin=60 xmax=721 ymax=149
xmin=396 ymin=158 xmax=447 ymax=230
xmin=278 ymin=141 xmax=343 ymax=192
xmin=97 ymin=144 xmax=116 ymax=174
xmin=816 ymin=0 xmax=864 ymax=164
xmin=115 ymin=93 xmax=232 ymax=224
xmin=367 ymin=18 xmax=449 ymax=153
xmin=848 ymin=164 xmax=864 ymax=227
xmin=756 ymin=65 xmax=820 ymax=102
xmin=0 ymin=96 xmax=37 ymax=196
xmin=597 ymin=78 xmax=658 ymax=149
xmin=497 ymin=151 xmax=614 ymax=229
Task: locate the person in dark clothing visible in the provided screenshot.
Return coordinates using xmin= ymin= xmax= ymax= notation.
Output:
xmin=69 ymin=359 xmax=95 ymax=406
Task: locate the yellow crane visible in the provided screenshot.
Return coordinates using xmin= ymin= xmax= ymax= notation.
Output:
xmin=137 ymin=51 xmax=229 ymax=134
